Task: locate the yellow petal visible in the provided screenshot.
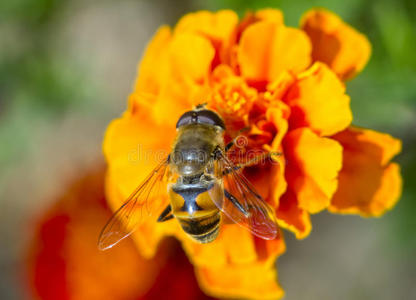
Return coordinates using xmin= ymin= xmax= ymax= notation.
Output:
xmin=134 ymin=26 xmax=171 ymax=96
xmin=238 ymin=21 xmax=311 ymax=84
xmin=175 ymin=10 xmax=238 ymax=50
xmin=151 ymin=33 xmax=215 ymax=124
xmin=196 ymin=263 xmax=284 ymax=300
xmin=169 ymin=32 xmax=215 ymax=83
xmin=255 ymin=8 xmax=284 ymax=24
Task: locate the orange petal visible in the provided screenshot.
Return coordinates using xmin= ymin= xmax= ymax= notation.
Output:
xmin=284 ymin=127 xmax=343 ymax=213
xmin=266 ymin=103 xmax=290 ymax=149
xmin=175 ymin=10 xmax=238 ymax=64
xmin=236 ymin=9 xmax=284 ymax=41
xmin=301 ymin=9 xmax=371 ymax=80
xmin=196 ymin=262 xmax=284 ymax=300
xmin=168 ymin=32 xmax=215 ymax=83
xmin=150 ymin=33 xmax=215 ymax=123
xmin=103 ymin=103 xmax=174 ymax=198
xmin=181 ymin=224 xmax=284 ymax=267
xmin=330 ymin=127 xmax=402 ymax=216
xmin=255 ymin=8 xmax=284 ymax=24
xmin=266 ymin=70 xmax=296 ymax=100
xmin=276 ymin=189 xmax=312 ymax=239
xmin=262 ymin=104 xmax=290 ymax=205
xmin=134 ymin=26 xmax=171 ymax=96
xmin=134 ymin=27 xmax=215 ymax=124
xmin=244 ymin=161 xmax=285 ymax=210
xmin=238 ymin=21 xmax=311 ymax=85
xmin=285 ymin=62 xmax=352 ymax=136
xmin=135 ymin=31 xmax=215 ymax=124
xmin=180 ymin=225 xmax=246 ymax=268
xmin=175 ymin=10 xmax=238 ymax=40
xmin=232 ymin=9 xmax=284 ymax=68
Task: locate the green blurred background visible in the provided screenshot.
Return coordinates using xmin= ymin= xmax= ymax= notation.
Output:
xmin=0 ymin=0 xmax=415 ymax=299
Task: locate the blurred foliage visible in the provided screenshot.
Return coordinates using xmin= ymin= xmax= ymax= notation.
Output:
xmin=0 ymin=0 xmax=88 ymax=114
xmin=0 ymin=0 xmax=94 ymax=173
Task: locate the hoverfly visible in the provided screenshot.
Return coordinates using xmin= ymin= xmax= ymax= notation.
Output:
xmin=98 ymin=105 xmax=278 ymax=250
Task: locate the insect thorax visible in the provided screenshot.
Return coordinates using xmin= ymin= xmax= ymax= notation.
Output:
xmin=171 ymin=124 xmax=224 ymax=177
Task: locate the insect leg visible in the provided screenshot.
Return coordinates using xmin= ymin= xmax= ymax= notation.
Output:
xmin=195 ymin=102 xmax=208 ymax=109
xmin=225 ymin=140 xmax=234 ymax=152
xmin=224 ymin=189 xmax=250 ymax=217
xmin=157 ymin=205 xmax=174 ymax=222
xmin=222 ymin=151 xmax=282 ymax=176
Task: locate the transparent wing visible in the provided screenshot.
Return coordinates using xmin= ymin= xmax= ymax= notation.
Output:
xmin=211 ymin=151 xmax=279 ymax=240
xmin=98 ymin=157 xmax=170 ymax=250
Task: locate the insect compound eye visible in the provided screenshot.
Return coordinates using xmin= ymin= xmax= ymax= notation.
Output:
xmin=196 ymin=110 xmax=225 ymax=129
xmin=176 ymin=109 xmax=225 ymax=129
xmin=176 ymin=111 xmax=194 ymax=128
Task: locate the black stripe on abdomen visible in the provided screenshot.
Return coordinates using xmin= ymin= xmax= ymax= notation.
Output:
xmin=178 ymin=214 xmax=220 ymax=235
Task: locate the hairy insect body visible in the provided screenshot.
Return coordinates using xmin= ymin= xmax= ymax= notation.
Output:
xmin=169 ymin=124 xmax=225 ymax=243
xmin=98 ymin=107 xmax=278 ymax=251
xmin=172 ymin=124 xmax=224 ymax=176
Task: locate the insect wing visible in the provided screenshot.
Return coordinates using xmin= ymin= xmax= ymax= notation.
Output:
xmin=213 ymin=153 xmax=279 ymax=240
xmin=98 ymin=157 xmax=170 ymax=250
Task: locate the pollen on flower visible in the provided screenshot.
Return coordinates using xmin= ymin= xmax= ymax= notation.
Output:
xmin=208 ymin=67 xmax=257 ymax=132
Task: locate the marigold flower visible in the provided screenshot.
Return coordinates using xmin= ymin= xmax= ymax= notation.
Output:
xmin=103 ymin=8 xmax=402 ymax=299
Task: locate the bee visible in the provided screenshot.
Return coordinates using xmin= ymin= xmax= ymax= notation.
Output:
xmin=98 ymin=105 xmax=278 ymax=250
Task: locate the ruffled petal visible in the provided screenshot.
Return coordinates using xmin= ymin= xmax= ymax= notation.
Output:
xmin=284 ymin=127 xmax=343 ymax=213
xmin=238 ymin=21 xmax=311 ymax=85
xmin=134 ymin=26 xmax=171 ymax=96
xmin=266 ymin=102 xmax=290 ymax=148
xmin=181 ymin=225 xmax=285 ymax=267
xmin=103 ymin=102 xmax=174 ymax=198
xmin=186 ymin=226 xmax=286 ymax=299
xmin=285 ymin=62 xmax=352 ymax=136
xmin=244 ymin=161 xmax=284 ymax=209
xmin=266 ymin=70 xmax=296 ymax=100
xmin=182 ymin=225 xmax=255 ymax=267
xmin=255 ymin=8 xmax=284 ymax=24
xmin=276 ymin=189 xmax=312 ymax=239
xmin=175 ymin=10 xmax=238 ymax=41
xmin=209 ymin=64 xmax=258 ymax=132
xmin=330 ymin=127 xmax=402 ymax=216
xmin=169 ymin=33 xmax=216 ymax=82
xmin=196 ymin=263 xmax=284 ymax=300
xmin=139 ymin=32 xmax=215 ymax=124
xmin=301 ymin=9 xmax=371 ymax=80
xmin=175 ymin=9 xmax=238 ymax=65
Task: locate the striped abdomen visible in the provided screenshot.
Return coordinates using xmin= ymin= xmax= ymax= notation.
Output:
xmin=168 ymin=179 xmax=223 ymax=243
